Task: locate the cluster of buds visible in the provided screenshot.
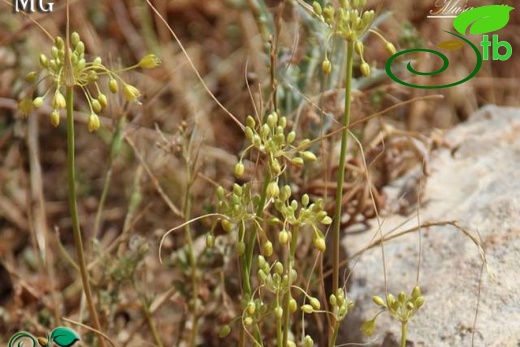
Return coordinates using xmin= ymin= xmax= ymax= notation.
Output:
xmin=19 ymin=32 xmax=160 ymax=131
xmin=215 ymin=183 xmax=258 ymax=256
xmin=312 ymin=0 xmax=396 ymax=77
xmin=329 ymin=287 xmax=354 ymax=322
xmin=363 ymin=285 xmax=425 ymax=336
xmin=235 ymin=112 xmax=317 ymax=179
xmin=273 ymin=186 xmax=331 ymax=252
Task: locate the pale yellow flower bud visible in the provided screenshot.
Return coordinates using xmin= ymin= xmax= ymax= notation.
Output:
xmin=50 ymin=109 xmax=60 ymax=127
xmin=52 ymin=91 xmax=66 ymax=109
xmin=123 ymin=84 xmax=141 ymax=104
xmin=138 ymin=54 xmax=161 ymax=69
xmin=88 ymin=113 xmax=100 ymax=132
xmin=108 ymin=79 xmax=118 ymax=93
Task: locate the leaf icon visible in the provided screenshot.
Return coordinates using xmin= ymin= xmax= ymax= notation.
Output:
xmin=49 ymin=327 xmax=80 ymax=347
xmin=453 ymin=5 xmax=514 ymax=35
xmin=437 ymin=39 xmax=465 ymax=50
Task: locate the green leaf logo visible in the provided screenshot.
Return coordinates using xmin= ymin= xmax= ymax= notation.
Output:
xmin=453 ymin=5 xmax=514 ymax=35
xmin=49 ymin=327 xmax=80 ymax=347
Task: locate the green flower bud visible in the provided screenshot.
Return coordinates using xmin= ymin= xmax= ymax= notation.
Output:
xmin=271 ymin=159 xmax=281 ymax=175
xmin=412 ymin=286 xmax=421 ymax=299
xmin=39 ymin=54 xmax=49 ymax=68
xmin=75 ymin=42 xmax=85 ymax=56
xmin=52 ymin=91 xmax=66 ymax=109
xmin=385 ymin=42 xmax=396 ymax=55
xmin=320 ymin=216 xmax=332 ymax=225
xmin=287 ymin=131 xmax=296 ymax=144
xmin=309 ymin=297 xmax=321 ymax=310
xmin=93 ymin=56 xmax=102 ymax=66
xmin=329 ymin=294 xmax=337 ymax=307
xmin=303 ymin=335 xmax=314 ymax=347
xmin=25 ymin=71 xmax=37 ymax=83
xmin=50 ymin=109 xmax=60 ymax=127
xmin=218 ymin=325 xmax=231 ymax=338
xmin=51 ymin=46 xmax=59 ymax=59
xmin=206 ymin=233 xmax=215 ymax=248
xmin=32 ymin=96 xmax=44 ymax=108
xmin=245 ymin=126 xmax=254 ymax=141
xmin=291 ymin=157 xmax=304 ymax=167
xmin=55 ymin=36 xmax=64 ymax=50
xmin=123 ymin=84 xmax=141 ymax=104
xmin=301 ymin=304 xmax=313 ymax=314
xmin=263 ymin=240 xmax=273 ymax=256
xmin=71 ymin=32 xmax=80 ymax=46
xmin=360 ymin=62 xmax=371 ymax=77
xmin=91 ymin=99 xmax=102 ymax=113
xmin=398 ymin=291 xmax=407 ymax=303
xmin=289 ymin=298 xmax=297 ymax=313
xmin=372 ymin=296 xmax=386 ymax=307
xmin=138 ymin=54 xmax=161 ymax=68
xmin=235 ymin=241 xmax=245 ymax=256
xmin=387 ymin=293 xmax=395 ymax=307
xmin=216 ymin=186 xmax=225 ymax=199
xmin=313 ymin=236 xmax=326 ymax=252
xmin=415 ymin=296 xmax=425 ymax=308
xmin=267 ymin=181 xmax=280 ymax=198
xmin=274 ymin=306 xmax=283 ymax=319
xmin=312 ymin=1 xmax=322 ymax=15
xmin=301 ymin=151 xmax=317 ymax=161
xmin=246 ymin=115 xmax=256 ymax=128
xmin=98 ymin=93 xmax=108 ymax=108
xmin=108 ymin=79 xmax=119 ymax=93
xmin=266 ymin=113 xmax=277 ymax=128
xmin=221 ymin=219 xmax=232 ymax=233
xmin=244 ymin=316 xmax=253 ymax=325
xmin=278 ymin=230 xmax=289 ymax=244
xmin=323 ymin=6 xmax=335 ymax=23
xmin=247 ymin=301 xmax=256 ymax=315
xmin=355 ymin=40 xmax=364 ymax=56
xmin=234 ymin=161 xmax=245 ymax=178
xmin=77 ymin=58 xmax=86 ymax=71
xmin=279 ymin=116 xmax=287 ymax=128
xmin=274 ymin=261 xmax=284 ymax=275
xmin=88 ymin=113 xmax=100 ymax=132
xmin=322 ymin=59 xmax=332 ymax=75
xmin=301 ymin=194 xmax=310 ymax=207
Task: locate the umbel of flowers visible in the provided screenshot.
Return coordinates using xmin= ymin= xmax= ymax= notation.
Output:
xmin=19 ymin=32 xmax=160 ymax=130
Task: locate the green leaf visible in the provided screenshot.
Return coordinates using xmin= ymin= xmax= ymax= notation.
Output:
xmin=49 ymin=327 xmax=80 ymax=347
xmin=437 ymin=39 xmax=465 ymax=50
xmin=453 ymin=5 xmax=514 ymax=35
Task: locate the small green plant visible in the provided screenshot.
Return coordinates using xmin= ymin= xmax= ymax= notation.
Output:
xmin=311 ymin=0 xmax=395 ymax=342
xmin=19 ymin=25 xmax=159 ymax=346
xmin=213 ymin=111 xmax=335 ymax=346
xmin=363 ymin=286 xmax=425 ymax=347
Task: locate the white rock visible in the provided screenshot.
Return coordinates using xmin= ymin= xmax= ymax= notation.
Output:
xmin=344 ymin=105 xmax=520 ymax=347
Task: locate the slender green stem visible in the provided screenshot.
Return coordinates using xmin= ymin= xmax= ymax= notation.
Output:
xmin=182 ymin=153 xmax=199 ymax=347
xmin=330 ymin=39 xmax=355 ymax=343
xmin=65 ymin=86 xmax=106 ymax=347
xmin=282 ymin=225 xmax=299 ymax=347
xmin=328 ymin=321 xmax=340 ymax=347
xmin=401 ymin=321 xmax=408 ymax=347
